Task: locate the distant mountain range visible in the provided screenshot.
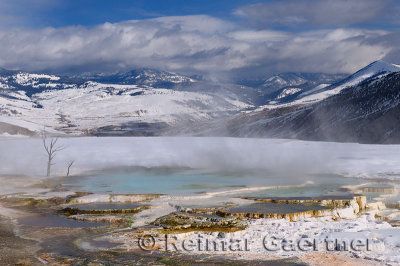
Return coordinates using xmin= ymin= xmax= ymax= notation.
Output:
xmin=223 ymin=61 xmax=400 ymax=144
xmin=74 ymin=68 xmax=197 ymax=89
xmin=1 ymin=60 xmax=400 ymax=143
xmin=0 ymin=70 xmax=251 ymax=136
xmin=245 ymin=72 xmax=347 ymax=105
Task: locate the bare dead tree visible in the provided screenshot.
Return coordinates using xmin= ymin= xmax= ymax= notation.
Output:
xmin=66 ymin=160 xmax=74 ymax=177
xmin=42 ymin=129 xmax=64 ymax=177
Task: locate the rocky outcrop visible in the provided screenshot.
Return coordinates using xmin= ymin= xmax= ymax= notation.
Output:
xmin=151 ymin=212 xmax=246 ymax=233
xmin=58 ymin=205 xmax=150 ymax=215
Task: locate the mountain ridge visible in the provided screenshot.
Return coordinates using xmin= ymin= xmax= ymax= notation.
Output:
xmin=224 ymin=69 xmax=400 ymax=144
xmin=1 ymin=60 xmax=400 ymax=143
xmin=257 ymin=60 xmax=400 ymax=109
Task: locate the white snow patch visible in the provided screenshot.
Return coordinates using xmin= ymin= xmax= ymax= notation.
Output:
xmin=276 ymin=88 xmax=302 ymax=100
xmin=179 ymin=214 xmax=400 ymax=263
xmin=0 ymin=116 xmax=60 ymax=134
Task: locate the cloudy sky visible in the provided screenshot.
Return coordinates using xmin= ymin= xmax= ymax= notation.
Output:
xmin=0 ymin=0 xmax=399 ymax=81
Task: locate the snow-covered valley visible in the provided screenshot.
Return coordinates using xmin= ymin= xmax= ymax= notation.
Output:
xmin=0 ymin=75 xmax=251 ymax=135
xmin=1 ymin=60 xmax=400 ymax=143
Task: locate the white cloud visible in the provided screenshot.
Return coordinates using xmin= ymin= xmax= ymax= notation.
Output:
xmin=0 ymin=15 xmax=396 ymax=80
xmin=228 ymin=30 xmax=291 ymax=42
xmin=234 ymin=0 xmax=392 ymax=28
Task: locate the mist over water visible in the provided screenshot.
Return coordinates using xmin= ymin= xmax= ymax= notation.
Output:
xmin=0 ymin=137 xmax=399 ymax=181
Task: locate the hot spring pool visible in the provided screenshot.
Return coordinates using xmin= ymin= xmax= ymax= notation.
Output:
xmin=61 ymin=167 xmax=366 ymax=196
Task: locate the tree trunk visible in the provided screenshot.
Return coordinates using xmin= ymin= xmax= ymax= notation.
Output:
xmin=47 ymin=156 xmax=51 ymax=177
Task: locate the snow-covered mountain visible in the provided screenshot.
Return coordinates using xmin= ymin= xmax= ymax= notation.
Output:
xmin=76 ymin=68 xmax=261 ymax=105
xmin=2 ymin=60 xmax=400 ymax=142
xmin=260 ymin=60 xmax=400 ymax=109
xmin=75 ymin=68 xmax=197 ymax=88
xmin=240 ymin=72 xmax=346 ymax=106
xmin=262 ymin=73 xmax=307 ymax=91
xmin=225 ymin=65 xmax=400 ymax=143
xmin=0 ymin=70 xmax=251 ymax=136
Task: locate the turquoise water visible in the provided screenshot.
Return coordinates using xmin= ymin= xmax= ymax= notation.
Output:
xmin=63 ymin=167 xmax=366 ymax=196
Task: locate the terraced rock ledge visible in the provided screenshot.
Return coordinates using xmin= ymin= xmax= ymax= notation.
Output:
xmin=240 ymin=195 xmax=367 ymax=209
xmin=58 ymin=203 xmax=151 ymax=224
xmin=151 ymin=212 xmax=247 ymax=234
xmin=361 ymin=184 xmax=395 ymax=194
xmin=68 ymin=193 xmax=162 ymax=204
xmin=59 ymin=204 xmax=151 ymax=215
xmin=57 ymin=194 xmax=162 ymax=224
xmin=228 ymin=195 xmax=368 ymax=221
xmin=177 ymin=195 xmax=367 ymax=222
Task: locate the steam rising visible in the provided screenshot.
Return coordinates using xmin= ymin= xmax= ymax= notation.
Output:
xmin=0 ymin=137 xmax=398 ymax=179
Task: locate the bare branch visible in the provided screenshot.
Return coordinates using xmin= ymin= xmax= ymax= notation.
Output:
xmin=66 ymin=160 xmax=74 ymax=177
xmin=42 ymin=128 xmax=65 ymax=177
xmin=53 ymin=146 xmax=66 ymax=153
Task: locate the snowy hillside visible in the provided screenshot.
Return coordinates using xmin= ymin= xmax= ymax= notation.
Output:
xmin=259 ymin=60 xmax=400 ymax=109
xmin=242 ymin=72 xmax=346 ymax=106
xmin=2 ymin=60 xmax=400 ymax=140
xmin=226 ymin=71 xmax=400 ymax=143
xmin=76 ymin=68 xmax=197 ymax=88
xmin=262 ymin=74 xmax=307 ymax=91
xmin=0 ymin=70 xmax=251 ymax=136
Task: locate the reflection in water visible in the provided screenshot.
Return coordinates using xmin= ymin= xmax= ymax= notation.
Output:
xmin=18 ymin=214 xmax=107 ymax=228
